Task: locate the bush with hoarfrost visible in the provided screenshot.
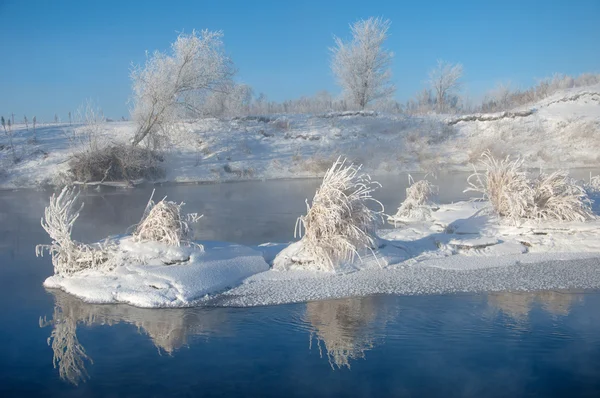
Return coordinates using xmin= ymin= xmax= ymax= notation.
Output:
xmin=35 ymin=187 xmax=115 ymax=276
xmin=389 ymin=176 xmax=438 ymax=225
xmin=36 ymin=188 xmax=204 ymax=277
xmin=273 ymin=157 xmax=384 ymax=272
xmin=466 ymin=151 xmax=594 ymax=224
xmin=133 ymin=190 xmax=202 ymax=248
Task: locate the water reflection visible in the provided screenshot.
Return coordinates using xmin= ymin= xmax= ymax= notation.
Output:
xmin=305 ymin=297 xmax=395 ymax=369
xmin=40 ymin=290 xmax=229 ymax=385
xmin=488 ymin=290 xmax=583 ymax=321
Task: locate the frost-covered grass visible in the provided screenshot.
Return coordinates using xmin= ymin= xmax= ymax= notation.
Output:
xmin=389 ymin=176 xmax=438 ymax=224
xmin=133 ymin=190 xmax=202 ymax=248
xmin=35 ymin=187 xmax=115 ymax=276
xmin=466 ymin=151 xmax=594 ymax=224
xmin=273 ymin=157 xmax=383 ymax=272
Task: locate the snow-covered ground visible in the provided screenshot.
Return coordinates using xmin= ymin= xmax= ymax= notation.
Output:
xmin=46 ymin=198 xmax=600 ymax=308
xmin=1 ymin=84 xmax=599 ymax=189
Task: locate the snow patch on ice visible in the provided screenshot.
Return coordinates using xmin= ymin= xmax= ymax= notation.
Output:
xmin=44 ymin=240 xmax=269 ymax=307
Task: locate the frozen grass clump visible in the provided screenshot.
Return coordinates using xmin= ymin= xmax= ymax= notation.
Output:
xmin=36 ymin=187 xmax=115 ymax=276
xmin=389 ymin=176 xmax=438 ymax=225
xmin=466 ymin=151 xmax=594 ymax=224
xmin=585 ymin=174 xmax=600 ymax=194
xmin=532 ymin=171 xmax=593 ymax=222
xmin=133 ymin=190 xmax=202 ymax=248
xmin=274 ymin=157 xmax=383 ymax=272
xmin=466 ymin=151 xmax=533 ymax=223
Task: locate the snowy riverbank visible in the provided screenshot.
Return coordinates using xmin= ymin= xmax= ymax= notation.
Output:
xmin=1 ymin=85 xmax=599 ymax=190
xmin=44 ymin=200 xmax=600 ymax=308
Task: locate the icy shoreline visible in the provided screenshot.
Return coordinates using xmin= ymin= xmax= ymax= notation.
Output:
xmin=44 ymin=200 xmax=600 ymax=308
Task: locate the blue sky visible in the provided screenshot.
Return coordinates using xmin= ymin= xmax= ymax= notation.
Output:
xmin=0 ymin=0 xmax=598 ymax=121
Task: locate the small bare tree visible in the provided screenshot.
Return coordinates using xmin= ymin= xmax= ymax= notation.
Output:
xmin=24 ymin=115 xmax=29 ymax=131
xmin=2 ymin=117 xmax=17 ymax=163
xmin=330 ymin=17 xmax=395 ymax=110
xmin=429 ymin=60 xmax=463 ymax=113
xmin=68 ymin=111 xmax=72 ymax=126
xmin=33 ymin=116 xmax=37 ymax=142
xmin=130 ymin=29 xmax=235 ymax=147
xmin=54 ymin=114 xmax=59 ymax=124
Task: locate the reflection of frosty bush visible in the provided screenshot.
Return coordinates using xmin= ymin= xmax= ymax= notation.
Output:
xmin=306 ymin=297 xmax=379 ymax=369
xmin=40 ymin=290 xmax=228 ymax=384
xmin=488 ymin=290 xmax=583 ymax=321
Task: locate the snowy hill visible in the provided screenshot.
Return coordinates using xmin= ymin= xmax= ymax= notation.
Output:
xmin=1 ymin=84 xmax=599 ymax=189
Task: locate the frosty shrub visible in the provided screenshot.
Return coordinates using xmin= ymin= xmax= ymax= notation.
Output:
xmin=68 ymin=144 xmax=164 ymax=183
xmin=133 ymin=190 xmax=202 ymax=247
xmin=389 ymin=177 xmax=438 ymax=225
xmin=466 ymin=151 xmax=594 ymax=224
xmin=532 ymin=171 xmax=593 ymax=222
xmin=585 ymin=174 xmax=600 ymax=194
xmin=35 ymin=187 xmax=115 ymax=276
xmin=274 ymin=157 xmax=383 ymax=271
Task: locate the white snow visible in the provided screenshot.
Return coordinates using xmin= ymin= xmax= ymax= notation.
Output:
xmin=44 ymin=239 xmax=269 ymax=307
xmin=43 ymin=198 xmax=600 ymax=308
xmin=2 ymin=84 xmax=599 ymax=189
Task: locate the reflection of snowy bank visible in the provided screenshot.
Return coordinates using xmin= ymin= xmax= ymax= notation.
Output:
xmin=40 ymin=290 xmax=229 ymax=384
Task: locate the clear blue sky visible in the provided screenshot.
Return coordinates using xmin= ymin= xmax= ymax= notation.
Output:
xmin=0 ymin=0 xmax=598 ymax=121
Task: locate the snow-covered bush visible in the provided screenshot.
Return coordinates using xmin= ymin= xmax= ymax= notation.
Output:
xmin=36 ymin=187 xmax=115 ymax=276
xmin=273 ymin=157 xmax=383 ymax=272
xmin=389 ymin=177 xmax=438 ymax=225
xmin=532 ymin=171 xmax=593 ymax=222
xmin=585 ymin=174 xmax=600 ymax=194
xmin=68 ymin=145 xmax=164 ymax=183
xmin=467 ymin=151 xmax=594 ymax=224
xmin=466 ymin=151 xmax=533 ymax=223
xmin=133 ymin=190 xmax=202 ymax=247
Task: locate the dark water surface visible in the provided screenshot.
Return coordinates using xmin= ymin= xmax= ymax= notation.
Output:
xmin=1 ymin=176 xmax=599 ymax=397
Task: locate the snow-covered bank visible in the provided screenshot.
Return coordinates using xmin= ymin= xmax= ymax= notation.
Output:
xmin=1 ymin=85 xmax=599 ymax=189
xmin=44 ymin=240 xmax=269 ymax=307
xmin=44 ymin=199 xmax=600 ymax=308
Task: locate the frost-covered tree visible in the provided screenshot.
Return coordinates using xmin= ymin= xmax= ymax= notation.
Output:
xmin=428 ymin=60 xmax=463 ymax=113
xmin=203 ymin=83 xmax=253 ymax=117
xmin=1 ymin=116 xmax=5 ymax=133
xmin=54 ymin=114 xmax=59 ymax=124
xmin=330 ymin=17 xmax=395 ymax=110
xmin=24 ymin=115 xmax=29 ymax=131
xmin=130 ymin=29 xmax=235 ymax=146
xmin=33 ymin=116 xmax=37 ymax=142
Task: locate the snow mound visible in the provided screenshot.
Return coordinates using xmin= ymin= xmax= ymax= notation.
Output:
xmin=44 ymin=239 xmax=269 ymax=307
